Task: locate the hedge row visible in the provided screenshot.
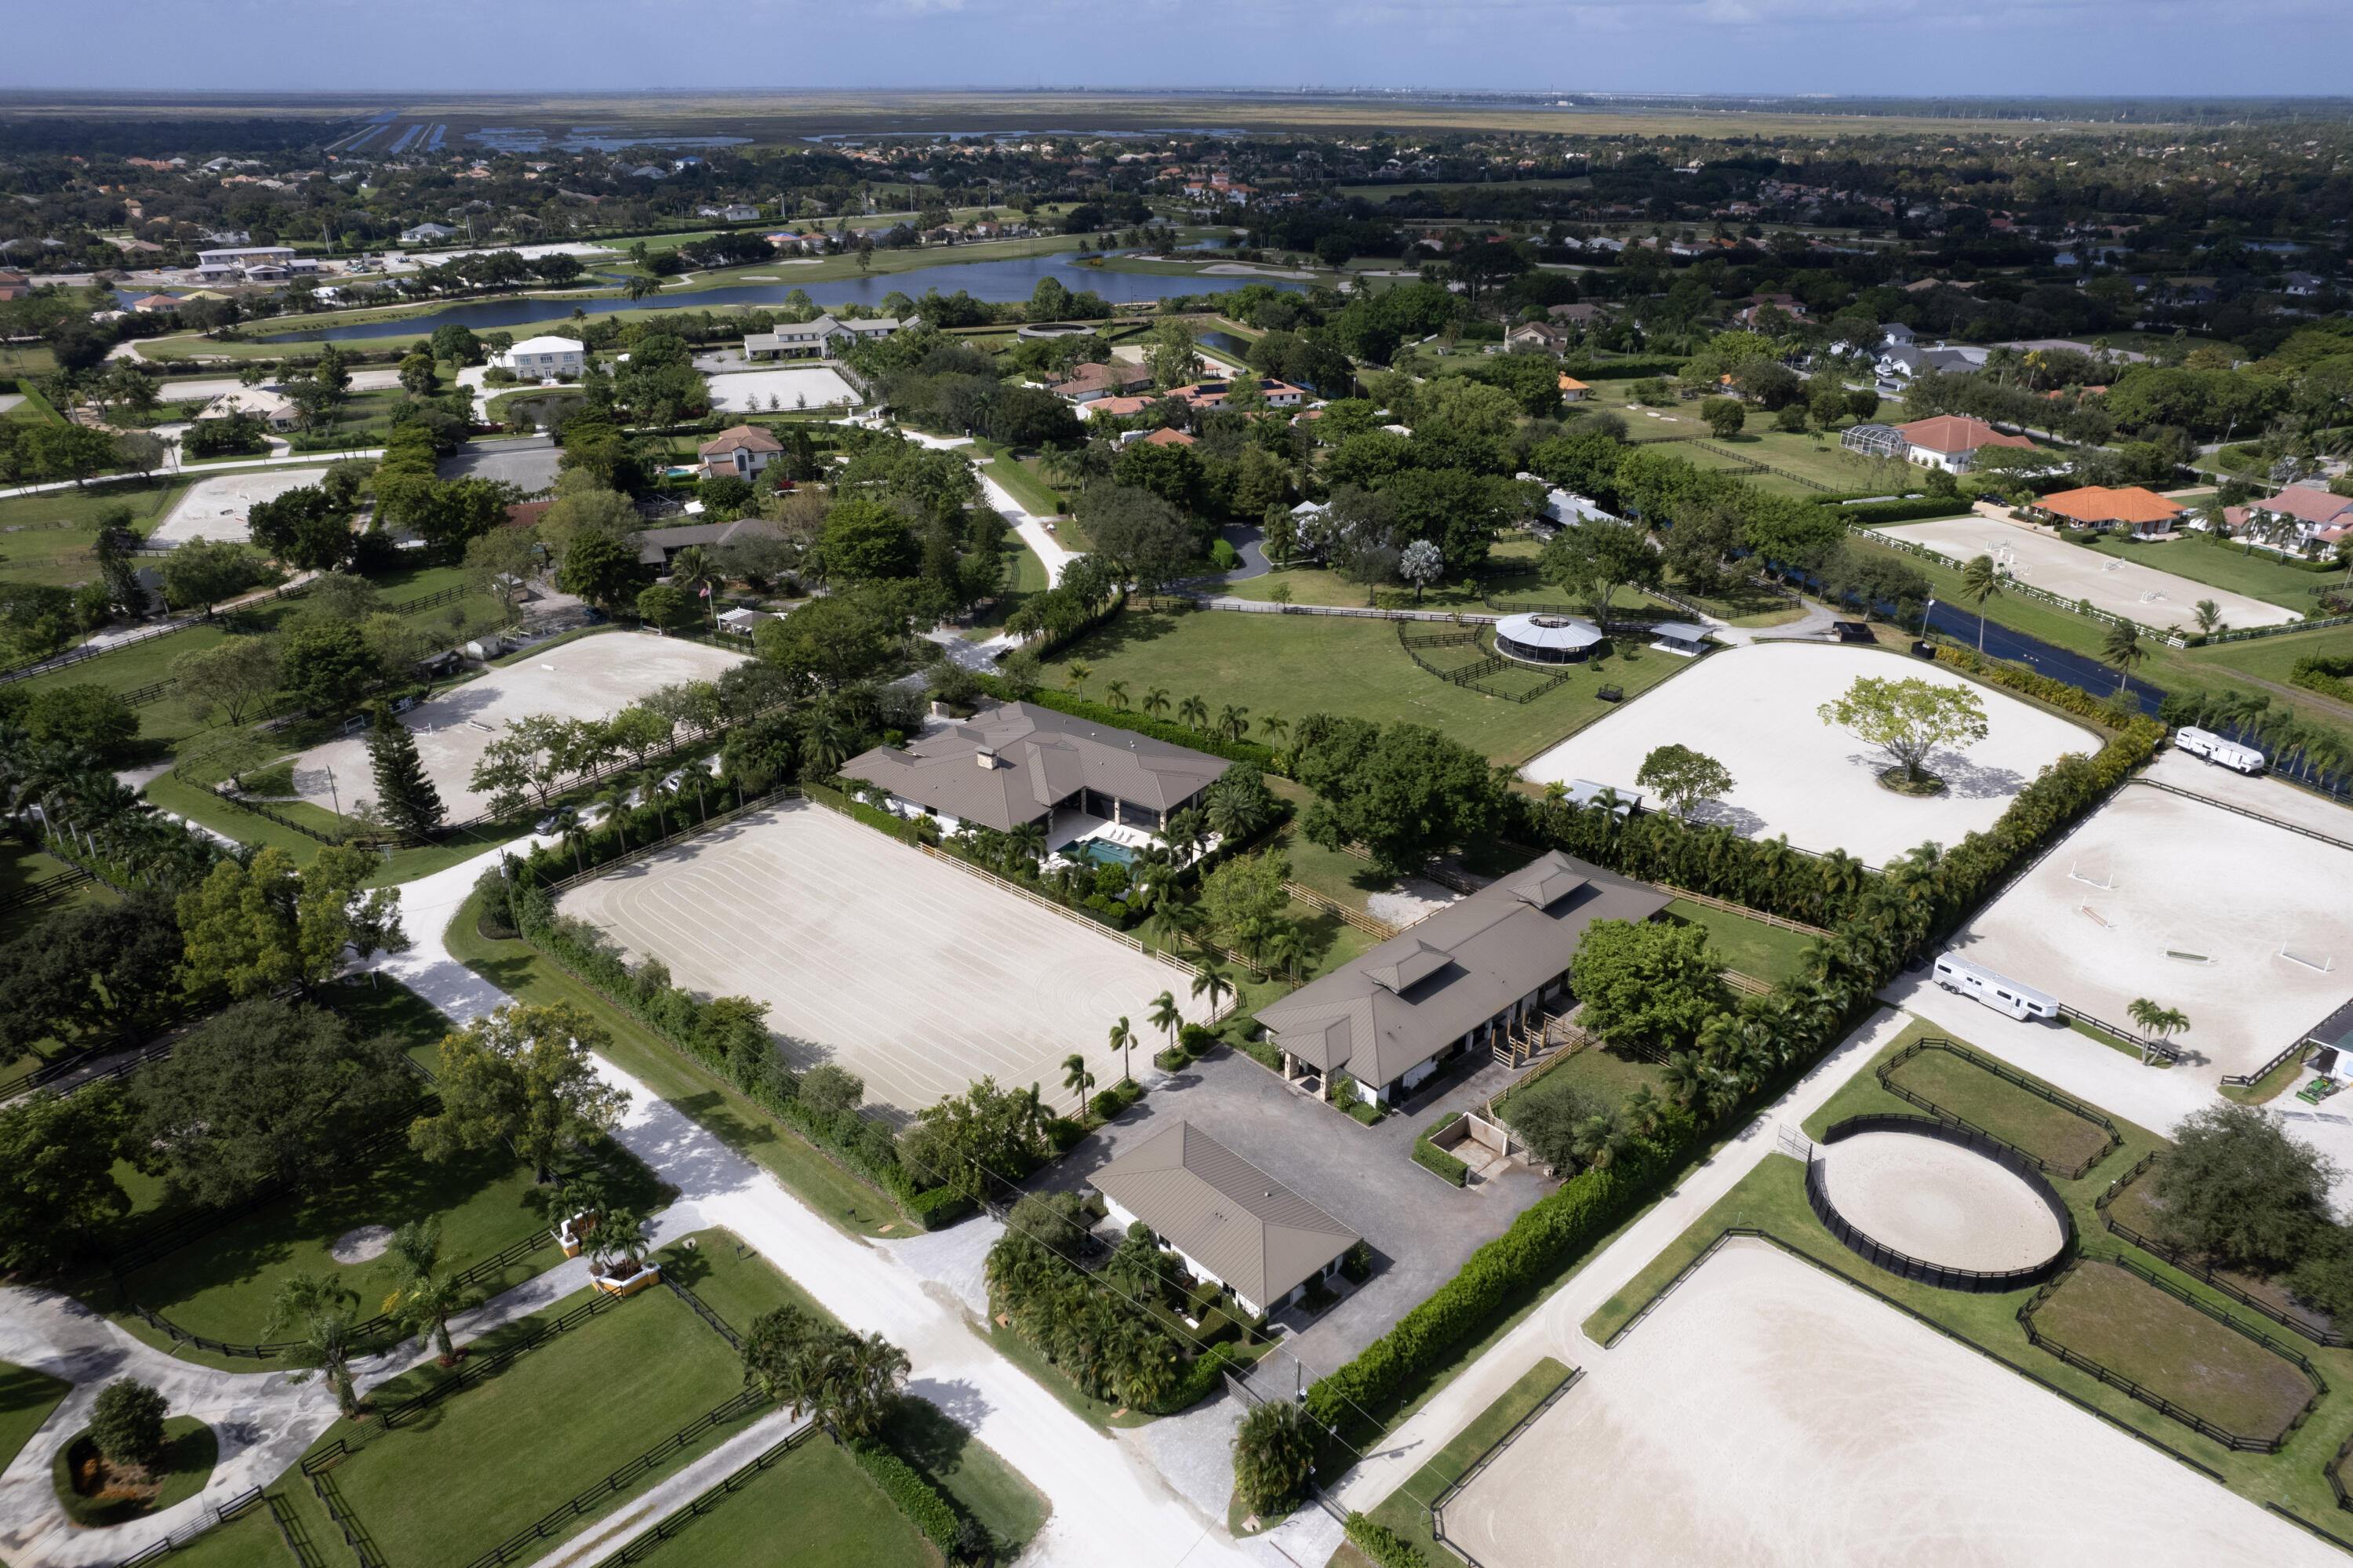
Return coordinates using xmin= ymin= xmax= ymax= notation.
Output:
xmin=1933 ymin=645 xmax=2133 ymax=726
xmin=1413 ymin=1116 xmax=1469 ymax=1188
xmin=849 ymin=1439 xmax=960 ymax=1552
xmin=1826 ymin=497 xmax=1976 ymax=526
xmin=970 ymin=677 xmax=1283 ymax=771
xmin=1306 ymin=1135 xmax=1673 ymax=1427
xmin=1345 ymin=1513 xmax=1433 ymax=1568
xmin=2293 ymin=653 xmax=2353 ymax=705
xmin=1559 ymin=357 xmax=1689 ymax=380
xmin=1146 ymin=1340 xmax=1248 ymax=1417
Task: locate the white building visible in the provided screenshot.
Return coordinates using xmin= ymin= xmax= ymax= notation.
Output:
xmin=500 ymin=336 xmax=587 ymax=379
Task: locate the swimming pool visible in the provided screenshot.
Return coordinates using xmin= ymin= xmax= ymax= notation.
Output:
xmin=1068 ymin=838 xmax=1138 ymax=869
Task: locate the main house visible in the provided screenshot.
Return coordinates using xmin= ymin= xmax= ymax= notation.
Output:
xmin=1255 ymin=852 xmax=1671 ymax=1107
xmin=698 ymin=424 xmax=783 ymax=479
xmin=2033 ymin=485 xmax=2184 ymax=538
xmin=2228 ymin=484 xmax=2353 ymax=554
xmin=1046 ymin=361 xmax=1155 ymax=404
xmin=1089 ymin=1121 xmax=1358 ymax=1319
xmin=502 ymin=336 xmax=587 ymax=379
xmin=1893 ymin=414 xmax=2036 ymax=474
xmin=840 ymin=701 xmax=1230 ymax=838
xmin=741 ymin=315 xmax=920 ymax=360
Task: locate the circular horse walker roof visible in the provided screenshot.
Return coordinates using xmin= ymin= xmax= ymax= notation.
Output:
xmin=1496 ymin=613 xmax=1604 ymax=664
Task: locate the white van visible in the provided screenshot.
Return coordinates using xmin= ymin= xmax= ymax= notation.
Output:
xmin=1932 ymin=954 xmax=2060 ymax=1022
xmin=2175 ymin=726 xmax=2266 ymax=776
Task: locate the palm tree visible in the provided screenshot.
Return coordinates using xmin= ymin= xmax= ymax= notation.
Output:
xmin=378 ymin=1219 xmax=443 ymax=1312
xmin=800 ymin=708 xmax=854 ymax=777
xmin=1147 ymin=989 xmax=1183 ymax=1056
xmin=2127 ymin=998 xmax=2191 ymax=1062
xmin=1103 ymin=680 xmax=1131 ymax=712
xmin=1189 ymin=959 xmax=1235 ymax=1017
xmin=1063 ymin=660 xmax=1093 ymax=695
xmin=824 ymin=1332 xmax=911 ymax=1442
xmin=2194 ymin=599 xmax=2224 ymax=635
xmin=264 ymin=1274 xmax=364 ymax=1417
xmin=1258 ymin=714 xmax=1289 ymax=751
xmin=1007 ymin=820 xmax=1046 ymax=868
xmin=1959 ymin=554 xmax=2002 ymax=653
xmin=1060 ymin=1053 xmax=1096 ymax=1113
xmin=1264 ymin=926 xmax=1307 ymax=983
xmin=393 ymin=1271 xmax=477 ymax=1365
xmin=1621 ymin=1085 xmax=1665 ymax=1137
xmin=1107 ymin=1017 xmax=1133 ymax=1084
xmin=1177 ymin=695 xmax=1209 ymax=731
xmin=1217 ymin=704 xmax=1250 ymax=743
xmin=2101 ymin=619 xmax=2146 ymax=693
xmin=670 ymin=545 xmax=725 ymax=628
xmin=1142 ymin=687 xmax=1172 ymax=721
xmin=625 ymin=274 xmax=662 ymax=305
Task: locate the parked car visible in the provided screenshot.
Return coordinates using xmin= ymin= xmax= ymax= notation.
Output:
xmin=536 ymin=806 xmax=578 ymax=835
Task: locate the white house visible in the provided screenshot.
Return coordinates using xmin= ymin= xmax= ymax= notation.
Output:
xmin=500 ymin=336 xmax=586 ymax=379
xmin=740 ymin=314 xmax=919 ymax=361
xmin=399 ymin=222 xmax=459 ymax=245
xmin=197 ymin=388 xmax=299 ymax=431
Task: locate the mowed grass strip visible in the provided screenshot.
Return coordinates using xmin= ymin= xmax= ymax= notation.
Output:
xmin=2027 ymin=1259 xmax=2318 ymax=1444
xmin=333 ymin=1285 xmax=752 ymax=1568
xmin=0 ymin=1361 xmax=72 ymax=1475
xmin=1364 ymin=1356 xmax=1576 ymax=1563
xmin=616 ymin=1435 xmax=936 ymax=1568
xmin=1882 ymin=1046 xmax=2115 ymax=1173
xmin=120 ymin=1499 xmax=300 ymax=1568
xmin=1060 ymin=602 xmax=1683 ymax=766
xmin=1660 ymin=899 xmax=1814 ymax=988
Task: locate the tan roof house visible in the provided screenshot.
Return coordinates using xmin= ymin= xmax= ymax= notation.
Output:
xmin=197 ymin=387 xmax=298 ymax=431
xmin=1089 ymin=1121 xmax=1358 ymax=1316
xmin=698 ymin=424 xmax=783 ymax=480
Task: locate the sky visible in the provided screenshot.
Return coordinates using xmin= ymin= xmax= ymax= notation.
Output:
xmin=6 ymin=0 xmax=2353 ymax=97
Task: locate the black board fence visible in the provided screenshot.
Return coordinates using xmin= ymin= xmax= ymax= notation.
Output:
xmin=1806 ymin=1114 xmax=2072 ymax=1293
xmin=598 ymin=1425 xmax=820 ymax=1565
xmin=1874 ymin=1036 xmax=2122 ymax=1181
xmin=109 ymin=1486 xmax=267 ymax=1566
xmin=2018 ymin=1251 xmax=2328 ymax=1454
xmin=2095 ymin=1149 xmax=2347 ymax=1347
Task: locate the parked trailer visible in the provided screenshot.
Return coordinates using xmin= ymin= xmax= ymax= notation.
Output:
xmin=1932 ymin=954 xmax=2060 ymax=1022
xmin=2175 ymin=726 xmax=2266 ymax=776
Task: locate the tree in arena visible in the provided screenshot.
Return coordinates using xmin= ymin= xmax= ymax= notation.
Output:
xmin=1633 ymin=744 xmax=1736 ymax=821
xmin=1816 ymin=675 xmax=1988 ymax=787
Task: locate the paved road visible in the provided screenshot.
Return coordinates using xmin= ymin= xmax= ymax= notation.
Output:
xmin=372 ymin=848 xmax=1337 ymax=1568
xmin=976 ymin=467 xmax=1079 ymax=588
xmin=440 ymin=434 xmax=559 ymax=491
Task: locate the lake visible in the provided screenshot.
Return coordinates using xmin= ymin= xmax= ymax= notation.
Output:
xmin=258 ymin=253 xmax=1301 ymax=344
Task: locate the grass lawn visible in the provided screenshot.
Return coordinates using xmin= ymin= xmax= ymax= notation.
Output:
xmin=616 ymin=1435 xmax=936 ymax=1567
xmin=1879 ymin=1042 xmax=2115 ymax=1173
xmin=1222 ymin=538 xmax=1549 ymax=613
xmin=1362 ymin=1357 xmax=1575 ymax=1563
xmin=962 ymin=538 xmax=1049 ymax=640
xmin=2086 ymin=534 xmax=2340 ymax=613
xmin=656 ymin=1227 xmax=831 ymax=1336
xmin=2028 ymin=1258 xmax=2318 ymax=1442
xmin=1056 ymin=600 xmax=1689 ymax=767
xmin=1491 ymin=1038 xmax=1667 ymax=1124
xmin=0 ymin=837 xmax=114 ymax=948
xmin=52 ymin=1416 xmax=216 ymax=1528
xmin=1661 ymin=898 xmax=1813 ymax=987
xmin=446 ymin=893 xmax=907 ymax=1241
xmin=1580 ymin=1015 xmax=2353 ymax=1526
xmin=0 ymin=1361 xmax=71 ymax=1475
xmin=329 ymin=1285 xmax=755 ymax=1568
xmin=129 ymin=1499 xmax=301 ymax=1568
xmin=0 ymin=478 xmax=191 ymax=588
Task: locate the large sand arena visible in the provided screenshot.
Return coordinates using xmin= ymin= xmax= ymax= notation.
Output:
xmin=290 ymin=631 xmax=747 ymax=821
xmin=1949 ymin=778 xmax=2353 ymax=1081
xmin=704 ymin=366 xmax=862 ymax=413
xmin=1438 ymin=1237 xmax=2334 ymax=1568
xmin=1519 ymin=642 xmax=2100 ymax=866
xmin=555 ymin=799 xmax=1184 ymax=1119
xmin=1815 ymin=1130 xmax=2064 ymax=1274
xmin=148 ymin=467 xmax=329 ymax=548
xmin=1878 ymin=515 xmax=2300 ymax=631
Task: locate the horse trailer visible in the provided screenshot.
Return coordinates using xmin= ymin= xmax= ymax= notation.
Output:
xmin=1932 ymin=954 xmax=2060 ymax=1022
xmin=2175 ymin=726 xmax=2266 ymax=776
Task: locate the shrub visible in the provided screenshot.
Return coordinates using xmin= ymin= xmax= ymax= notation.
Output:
xmin=88 ymin=1380 xmax=168 ymax=1470
xmin=1178 ymin=1023 xmax=1217 ymax=1055
xmin=1232 ymin=1399 xmax=1317 ymax=1515
xmin=1154 ymin=1046 xmax=1190 ymax=1071
xmin=1346 ymin=1513 xmax=1432 ymax=1568
xmin=1413 ymin=1138 xmax=1468 ymax=1187
xmin=1827 ymin=497 xmax=1974 ymax=526
xmin=848 ymin=1439 xmax=959 ymax=1551
xmin=1341 ymin=1240 xmax=1373 ymax=1284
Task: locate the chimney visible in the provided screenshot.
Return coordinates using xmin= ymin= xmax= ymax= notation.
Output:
xmin=976 ymin=747 xmax=997 ymax=770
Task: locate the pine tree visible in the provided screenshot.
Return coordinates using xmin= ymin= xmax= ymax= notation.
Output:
xmin=368 ymin=702 xmax=446 ymax=839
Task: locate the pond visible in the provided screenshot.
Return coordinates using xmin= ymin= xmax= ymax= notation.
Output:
xmin=257 ymin=253 xmax=1302 ymax=344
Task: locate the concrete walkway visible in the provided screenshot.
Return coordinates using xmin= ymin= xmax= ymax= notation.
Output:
xmin=369 ymin=844 xmax=1336 ymax=1568
xmin=976 ymin=467 xmax=1079 ymax=588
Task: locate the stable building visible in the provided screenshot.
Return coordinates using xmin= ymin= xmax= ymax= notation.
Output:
xmin=1089 ymin=1121 xmax=1358 ymax=1318
xmin=839 ymin=700 xmax=1229 ymax=836
xmin=1255 ymin=852 xmax=1671 ymax=1107
xmin=2033 ymin=486 xmax=2185 ymax=538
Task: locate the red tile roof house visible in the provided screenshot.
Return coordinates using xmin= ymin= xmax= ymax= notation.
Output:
xmin=2235 ymin=486 xmax=2353 ymax=551
xmin=1894 ymin=415 xmax=2037 ymax=474
xmin=2033 ymin=486 xmax=2185 ymax=539
xmin=1137 ymin=427 xmax=1198 ymax=447
xmin=1045 ymin=361 xmax=1153 ymax=404
xmin=698 ymin=424 xmax=783 ymax=480
xmin=1166 ymin=378 xmax=1307 ymax=411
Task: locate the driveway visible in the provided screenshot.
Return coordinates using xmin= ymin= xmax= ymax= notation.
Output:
xmin=1035 ymin=1045 xmax=1551 ymax=1377
xmin=440 ymin=434 xmax=559 ymax=491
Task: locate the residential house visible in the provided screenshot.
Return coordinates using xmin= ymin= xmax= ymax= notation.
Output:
xmin=2281 ymin=271 xmax=2324 ymax=298
xmin=1164 ymin=377 xmax=1306 ymax=412
xmin=2033 ymin=486 xmax=2185 ymax=538
xmin=500 ymin=336 xmax=586 ymax=379
xmin=839 ymin=700 xmax=1231 ymax=839
xmin=1088 ymin=1122 xmax=1358 ymax=1318
xmin=1545 ymin=301 xmax=1611 ymax=326
xmin=1504 ymin=321 xmax=1573 ymax=355
xmin=1255 ymin=851 xmax=1673 ymax=1106
xmin=1046 ymin=361 xmax=1154 ymax=404
xmin=741 ymin=315 xmax=918 ymax=360
xmin=127 ymin=293 xmax=181 ymax=313
xmin=398 ymin=222 xmax=458 ymax=245
xmin=0 ymin=271 xmax=27 ymax=301
xmin=196 ymin=388 xmax=299 ymax=431
xmin=1893 ymin=415 xmax=2036 ymax=474
xmin=632 ymin=518 xmax=791 ymax=569
xmin=1086 ymin=395 xmax=1156 ymax=420
xmin=1136 ymin=427 xmax=1197 ymax=447
xmin=697 ymin=424 xmax=784 ymax=480
xmin=1557 ymin=375 xmax=1591 ymax=403
xmin=2236 ymin=486 xmax=2353 ymax=552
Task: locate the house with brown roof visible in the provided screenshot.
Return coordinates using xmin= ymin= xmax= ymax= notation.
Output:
xmin=128 ymin=293 xmax=181 ymax=313
xmin=1255 ymin=851 xmax=1671 ymax=1108
xmin=2243 ymin=484 xmax=2353 ymax=550
xmin=698 ymin=424 xmax=783 ymax=480
xmin=2033 ymin=486 xmax=2184 ymax=538
xmin=839 ymin=700 xmax=1230 ymax=840
xmin=1544 ymin=301 xmax=1611 ymax=326
xmin=1046 ymin=361 xmax=1153 ymax=404
xmin=1164 ymin=377 xmax=1306 ymax=412
xmin=1136 ymin=427 xmax=1197 ymax=448
xmin=1089 ymin=1122 xmax=1358 ymax=1317
xmin=1893 ymin=414 xmax=2036 ymax=474
xmin=632 ymin=518 xmax=791 ymax=568
xmin=1504 ymin=321 xmax=1573 ymax=355
xmin=1557 ymin=375 xmax=1591 ymax=402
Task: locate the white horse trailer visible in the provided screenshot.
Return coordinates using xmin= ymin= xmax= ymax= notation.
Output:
xmin=1932 ymin=955 xmax=2060 ymax=1022
xmin=2175 ymin=726 xmax=2266 ymax=776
